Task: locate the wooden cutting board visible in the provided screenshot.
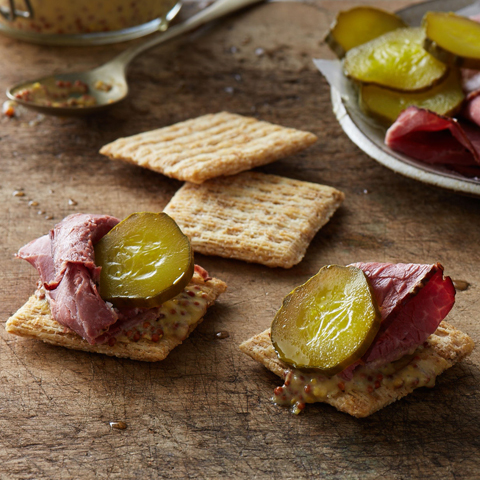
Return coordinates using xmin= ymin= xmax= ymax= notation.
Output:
xmin=0 ymin=1 xmax=478 ymax=478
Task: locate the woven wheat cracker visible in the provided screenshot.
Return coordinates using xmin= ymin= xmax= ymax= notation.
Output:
xmin=6 ymin=272 xmax=226 ymax=362
xmin=164 ymin=171 xmax=344 ymax=268
xmin=239 ymin=322 xmax=474 ymax=417
xmin=99 ymin=112 xmax=318 ymax=184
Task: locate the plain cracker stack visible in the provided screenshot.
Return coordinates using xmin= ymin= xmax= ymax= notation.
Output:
xmin=6 ymin=272 xmax=226 ymax=362
xmin=164 ymin=171 xmax=345 ymax=268
xmin=99 ymin=112 xmax=318 ymax=184
xmin=239 ymin=322 xmax=474 ymax=417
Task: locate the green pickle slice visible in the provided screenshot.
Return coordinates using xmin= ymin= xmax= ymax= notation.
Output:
xmin=271 ymin=265 xmax=381 ymax=375
xmin=325 ymin=6 xmax=407 ymax=58
xmin=95 ymin=212 xmax=194 ymax=309
xmin=344 ymin=27 xmax=448 ymax=92
xmin=423 ymin=11 xmax=480 ymax=69
xmin=359 ymin=69 xmax=464 ymax=125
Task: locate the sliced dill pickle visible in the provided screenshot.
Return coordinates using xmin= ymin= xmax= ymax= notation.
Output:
xmin=359 ymin=69 xmax=464 ymax=124
xmin=271 ymin=265 xmax=381 ymax=376
xmin=325 ymin=6 xmax=407 ymax=58
xmin=344 ymin=27 xmax=448 ymax=92
xmin=95 ymin=212 xmax=194 ymax=309
xmin=423 ymin=11 xmax=480 ymax=69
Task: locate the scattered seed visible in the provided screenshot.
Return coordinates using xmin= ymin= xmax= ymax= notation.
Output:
xmin=453 ymin=280 xmax=470 ymax=291
xmin=215 ymin=331 xmax=229 ymax=339
xmin=109 ymin=421 xmax=127 ymax=430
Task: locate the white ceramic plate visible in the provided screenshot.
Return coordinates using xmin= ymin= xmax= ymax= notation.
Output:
xmin=328 ymin=0 xmax=480 ymax=196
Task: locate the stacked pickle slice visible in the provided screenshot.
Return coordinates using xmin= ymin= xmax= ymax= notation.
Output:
xmin=271 ymin=265 xmax=381 ymax=374
xmin=95 ymin=212 xmax=194 ymax=309
xmin=326 ymin=7 xmax=480 ymax=124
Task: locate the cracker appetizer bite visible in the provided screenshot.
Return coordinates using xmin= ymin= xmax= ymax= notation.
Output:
xmin=240 ymin=263 xmax=474 ymax=417
xmin=6 ymin=213 xmax=226 ymax=361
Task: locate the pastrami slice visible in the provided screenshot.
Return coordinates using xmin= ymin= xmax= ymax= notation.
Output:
xmin=17 ymin=213 xmax=120 ymax=344
xmin=361 ymin=268 xmax=455 ymax=369
xmin=385 ymin=106 xmax=480 ymax=166
xmin=17 ymin=234 xmax=56 ymax=284
xmin=47 ymin=213 xmax=119 ymax=289
xmin=341 ymin=262 xmax=455 ymax=378
xmin=462 ymin=92 xmax=480 ymax=129
xmin=350 ymin=262 xmax=438 ymax=323
xmin=47 ymin=264 xmax=118 ymax=342
xmin=462 ymin=67 xmax=480 ymax=95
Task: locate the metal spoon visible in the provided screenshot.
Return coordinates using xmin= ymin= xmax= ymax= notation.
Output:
xmin=6 ymin=0 xmax=263 ymax=116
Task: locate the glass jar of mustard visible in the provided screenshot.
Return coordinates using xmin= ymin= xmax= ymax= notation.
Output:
xmin=0 ymin=0 xmax=182 ymax=45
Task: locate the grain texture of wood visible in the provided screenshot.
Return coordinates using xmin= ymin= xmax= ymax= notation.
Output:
xmin=0 ymin=1 xmax=479 ymax=479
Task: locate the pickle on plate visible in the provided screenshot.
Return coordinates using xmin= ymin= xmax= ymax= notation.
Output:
xmin=95 ymin=212 xmax=194 ymax=309
xmin=344 ymin=27 xmax=448 ymax=92
xmin=325 ymin=6 xmax=407 ymax=58
xmin=423 ymin=11 xmax=480 ymax=69
xmin=271 ymin=265 xmax=381 ymax=376
xmin=359 ymin=69 xmax=465 ymax=124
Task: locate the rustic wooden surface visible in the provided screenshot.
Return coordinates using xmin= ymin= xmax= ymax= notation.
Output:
xmin=1 ymin=1 xmax=479 ymax=478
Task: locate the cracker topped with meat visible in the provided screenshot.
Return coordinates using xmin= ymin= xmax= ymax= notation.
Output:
xmin=6 ymin=213 xmax=226 ymax=361
xmin=240 ymin=262 xmax=474 ymax=417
